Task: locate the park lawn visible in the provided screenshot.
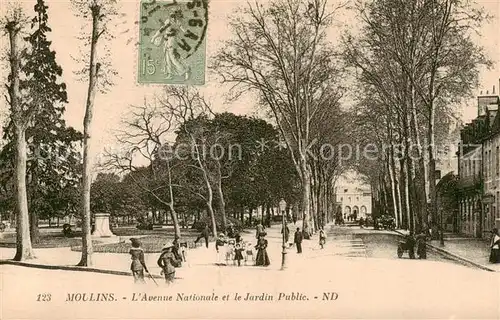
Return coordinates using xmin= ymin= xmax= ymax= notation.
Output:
xmin=71 ymin=234 xmax=203 ymax=254
xmin=0 ymin=232 xmax=83 ymax=248
xmin=0 ymin=226 xmax=200 ymax=249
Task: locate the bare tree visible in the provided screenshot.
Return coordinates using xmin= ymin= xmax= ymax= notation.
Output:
xmin=158 ymin=86 xmax=220 ymax=237
xmin=2 ymin=5 xmax=35 ymax=260
xmin=345 ymin=0 xmax=491 ymax=234
xmin=71 ymin=0 xmax=118 ymax=267
xmin=214 ymin=0 xmax=346 ymax=236
xmin=104 ymin=99 xmax=182 ymax=239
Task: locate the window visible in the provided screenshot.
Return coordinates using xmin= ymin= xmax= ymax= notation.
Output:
xmin=340 ymin=197 xmax=343 ymax=201
xmin=348 ymin=197 xmax=351 ymax=203
xmin=344 ymin=189 xmax=348 ymax=193
xmin=356 ymin=197 xmax=359 ymax=201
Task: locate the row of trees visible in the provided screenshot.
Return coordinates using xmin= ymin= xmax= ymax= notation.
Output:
xmin=343 ymin=0 xmax=491 ymax=235
xmin=1 ymin=0 xmax=118 ymax=264
xmin=213 ymin=0 xmax=351 ymax=237
xmin=99 ymin=92 xmax=301 ymax=239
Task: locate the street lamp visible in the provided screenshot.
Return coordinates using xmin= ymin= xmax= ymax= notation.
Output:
xmin=279 ymin=199 xmax=287 ymax=270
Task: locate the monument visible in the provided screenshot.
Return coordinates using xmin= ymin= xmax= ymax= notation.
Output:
xmin=92 ymin=213 xmax=115 ymax=238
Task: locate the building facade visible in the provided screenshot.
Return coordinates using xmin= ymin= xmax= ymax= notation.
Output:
xmin=335 ymin=186 xmax=372 ymax=221
xmin=457 ymin=86 xmax=500 ymax=238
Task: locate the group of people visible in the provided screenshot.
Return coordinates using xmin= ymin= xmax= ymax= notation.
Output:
xmin=128 ymin=222 xmax=330 ymax=284
xmin=129 ymin=237 xmax=184 ymax=285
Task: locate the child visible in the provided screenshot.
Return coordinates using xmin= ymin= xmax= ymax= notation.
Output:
xmin=157 ymin=242 xmax=182 ymax=285
xmin=234 ymin=234 xmax=244 ymax=266
xmin=129 ymin=238 xmax=149 ymax=284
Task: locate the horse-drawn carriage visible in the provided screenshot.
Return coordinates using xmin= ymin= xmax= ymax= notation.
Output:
xmin=378 ymin=215 xmax=396 ymax=230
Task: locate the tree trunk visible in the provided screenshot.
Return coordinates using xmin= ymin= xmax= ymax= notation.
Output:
xmin=301 ymin=159 xmax=311 ymax=238
xmin=13 ymin=126 xmax=35 ymax=260
xmin=428 ymin=106 xmax=438 ymax=238
xmin=29 ymin=209 xmax=39 ymax=244
xmin=78 ymin=4 xmax=101 ymax=266
xmin=387 ymin=146 xmax=399 ymax=228
xmin=7 ymin=20 xmax=35 ymax=261
xmin=169 ymin=205 xmax=181 ymax=239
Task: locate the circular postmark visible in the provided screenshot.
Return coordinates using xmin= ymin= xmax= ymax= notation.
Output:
xmin=140 ymin=0 xmax=208 ymax=60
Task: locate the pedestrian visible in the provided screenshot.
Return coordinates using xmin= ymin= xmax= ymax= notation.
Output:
xmin=319 ymin=228 xmax=326 ymax=249
xmin=255 ymin=232 xmax=270 ymax=266
xmin=416 ymin=231 xmax=427 ymax=259
xmin=194 ymin=225 xmax=210 ymax=248
xmin=129 ymin=238 xmax=149 ymax=284
xmin=215 ymin=232 xmax=227 ymax=265
xmin=255 ymin=223 xmax=264 ymax=240
xmin=405 ymin=233 xmax=416 ymax=259
xmin=359 ymin=217 xmax=365 ymax=228
xmin=172 ymin=236 xmax=184 ymax=264
xmin=294 ymin=227 xmax=303 ymax=253
xmin=157 ymin=241 xmax=182 ymax=285
xmin=234 ymin=233 xmax=244 ymax=266
xmin=489 ymin=228 xmax=500 ymax=263
xmin=281 ymin=224 xmax=290 ymax=244
xmin=227 ymin=224 xmax=235 ymax=238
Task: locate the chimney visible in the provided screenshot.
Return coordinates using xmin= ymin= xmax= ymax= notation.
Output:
xmin=494 ymin=85 xmax=496 ymax=95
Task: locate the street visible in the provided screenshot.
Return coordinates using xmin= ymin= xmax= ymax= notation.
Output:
xmin=2 ymin=224 xmax=499 ymax=319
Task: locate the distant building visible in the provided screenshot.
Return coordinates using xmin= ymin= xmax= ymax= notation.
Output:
xmin=335 ymin=185 xmax=372 ymax=221
xmin=457 ymin=82 xmax=500 ymax=238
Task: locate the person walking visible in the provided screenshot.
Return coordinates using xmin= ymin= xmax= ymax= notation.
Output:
xmin=255 ymin=232 xmax=270 ymax=266
xmin=172 ymin=236 xmax=185 ymax=264
xmin=157 ymin=242 xmax=182 ymax=285
xmin=255 ymin=223 xmax=264 ymax=240
xmin=234 ymin=233 xmax=244 ymax=267
xmin=129 ymin=238 xmax=149 ymax=284
xmin=294 ymin=228 xmax=303 ymax=254
xmin=416 ymin=231 xmax=427 ymax=259
xmin=319 ymin=228 xmax=326 ymax=249
xmin=489 ymin=228 xmax=500 ymax=263
xmin=194 ymin=225 xmax=210 ymax=248
xmin=215 ymin=233 xmax=227 ymax=265
xmin=359 ymin=217 xmax=365 ymax=229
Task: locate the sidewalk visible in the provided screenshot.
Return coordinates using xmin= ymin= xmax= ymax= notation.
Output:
xmin=0 ymin=220 xmax=328 ymax=279
xmin=366 ymin=227 xmax=500 ymax=272
xmin=426 ymin=238 xmax=500 ymax=272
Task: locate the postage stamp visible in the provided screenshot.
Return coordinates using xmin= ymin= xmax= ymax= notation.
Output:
xmin=138 ymin=0 xmax=208 ymax=85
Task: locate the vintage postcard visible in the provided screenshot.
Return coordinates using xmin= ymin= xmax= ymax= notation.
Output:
xmin=1 ymin=0 xmax=499 ymax=319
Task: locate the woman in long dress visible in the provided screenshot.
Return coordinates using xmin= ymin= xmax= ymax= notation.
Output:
xmin=489 ymin=228 xmax=500 ymax=263
xmin=150 ymin=11 xmax=190 ymax=80
xmin=255 ymin=232 xmax=270 ymax=267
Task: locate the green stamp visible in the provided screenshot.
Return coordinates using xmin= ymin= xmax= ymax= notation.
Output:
xmin=138 ymin=0 xmax=208 ymax=85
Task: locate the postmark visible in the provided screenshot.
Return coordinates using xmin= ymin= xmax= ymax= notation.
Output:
xmin=138 ymin=0 xmax=208 ymax=85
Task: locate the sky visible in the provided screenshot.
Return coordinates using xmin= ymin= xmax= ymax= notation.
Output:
xmin=0 ymin=0 xmax=499 ymax=162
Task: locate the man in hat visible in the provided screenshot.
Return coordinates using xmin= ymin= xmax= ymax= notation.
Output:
xmin=294 ymin=228 xmax=303 ymax=254
xmin=194 ymin=225 xmax=210 ymax=248
xmin=157 ymin=241 xmax=182 ymax=284
xmin=129 ymin=238 xmax=149 ymax=283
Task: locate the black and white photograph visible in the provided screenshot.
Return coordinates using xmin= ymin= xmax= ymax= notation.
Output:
xmin=0 ymin=0 xmax=499 ymax=319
